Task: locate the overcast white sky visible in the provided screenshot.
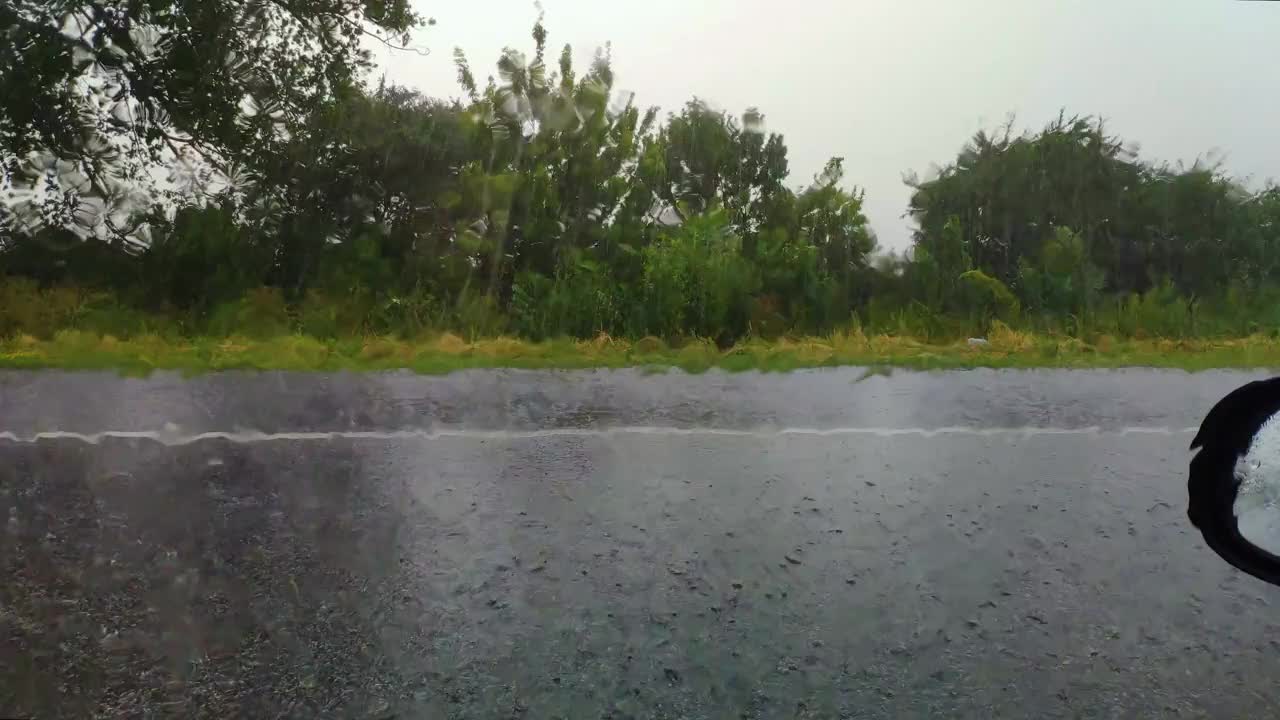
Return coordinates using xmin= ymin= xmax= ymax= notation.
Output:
xmin=373 ymin=0 xmax=1280 ymax=251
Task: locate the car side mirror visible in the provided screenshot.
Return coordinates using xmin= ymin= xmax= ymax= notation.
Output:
xmin=1189 ymin=378 xmax=1280 ymax=586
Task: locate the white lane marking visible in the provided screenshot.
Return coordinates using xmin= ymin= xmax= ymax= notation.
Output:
xmin=0 ymin=426 xmax=1199 ymax=446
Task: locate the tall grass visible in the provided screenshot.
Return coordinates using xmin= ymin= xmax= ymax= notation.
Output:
xmin=5 ymin=275 xmax=1280 ymax=373
xmin=7 ymin=325 xmax=1280 ymax=374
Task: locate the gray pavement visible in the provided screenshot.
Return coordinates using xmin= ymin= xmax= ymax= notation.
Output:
xmin=1 ymin=368 xmax=1276 ymax=718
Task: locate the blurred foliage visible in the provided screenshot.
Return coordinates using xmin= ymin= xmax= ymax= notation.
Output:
xmin=1 ymin=0 xmax=424 ymax=244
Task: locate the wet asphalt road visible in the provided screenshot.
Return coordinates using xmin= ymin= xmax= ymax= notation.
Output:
xmin=2 ymin=368 xmax=1280 ymax=719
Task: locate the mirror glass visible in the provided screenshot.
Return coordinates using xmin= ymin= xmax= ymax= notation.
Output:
xmin=1232 ymin=412 xmax=1280 ymax=557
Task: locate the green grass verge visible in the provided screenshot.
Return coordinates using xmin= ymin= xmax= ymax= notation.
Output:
xmin=4 ymin=327 xmax=1280 ymax=375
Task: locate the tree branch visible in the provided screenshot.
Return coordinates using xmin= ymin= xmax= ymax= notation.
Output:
xmin=263 ymin=0 xmax=430 ymax=56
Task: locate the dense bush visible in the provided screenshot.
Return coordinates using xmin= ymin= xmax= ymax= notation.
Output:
xmin=640 ymin=212 xmax=759 ymax=343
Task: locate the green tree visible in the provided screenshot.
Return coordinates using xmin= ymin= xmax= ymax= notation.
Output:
xmin=451 ymin=17 xmax=661 ymax=302
xmin=795 ymin=157 xmax=876 ymax=309
xmin=648 ymin=101 xmax=794 ymax=257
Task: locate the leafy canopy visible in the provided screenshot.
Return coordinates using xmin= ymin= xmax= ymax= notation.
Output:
xmin=1 ymin=0 xmax=426 ymax=244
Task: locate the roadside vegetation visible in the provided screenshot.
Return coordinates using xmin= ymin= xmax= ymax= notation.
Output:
xmin=9 ymin=325 xmax=1280 ymax=375
xmin=5 ymin=7 xmax=1280 ymax=372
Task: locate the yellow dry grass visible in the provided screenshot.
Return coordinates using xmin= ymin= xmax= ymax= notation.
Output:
xmin=866 ymin=333 xmax=926 ymax=355
xmin=472 ymin=336 xmax=532 ymax=358
xmin=631 ymin=336 xmax=667 ymax=354
xmin=435 ymin=332 xmax=471 ymax=354
xmin=986 ymin=321 xmax=1035 ymax=352
xmin=773 ymin=336 xmax=835 ymax=363
xmin=829 ymin=327 xmax=870 ymax=355
xmin=359 ymin=336 xmax=410 ymax=361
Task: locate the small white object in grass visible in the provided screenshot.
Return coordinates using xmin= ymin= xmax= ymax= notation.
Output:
xmin=967 ymin=338 xmax=989 ymax=348
xmin=1234 ymin=411 xmax=1280 ymax=556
